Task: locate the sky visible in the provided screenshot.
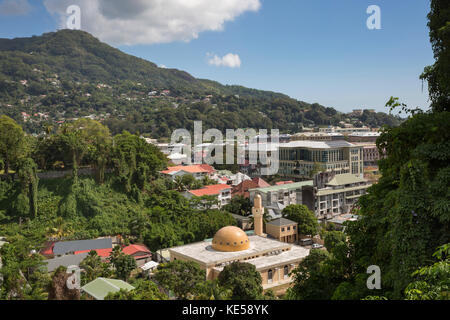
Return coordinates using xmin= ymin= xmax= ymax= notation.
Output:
xmin=0 ymin=0 xmax=434 ymax=113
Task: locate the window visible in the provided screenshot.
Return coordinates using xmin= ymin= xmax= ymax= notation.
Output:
xmin=284 ymin=265 xmax=289 ymax=279
xmin=287 ymin=226 xmax=290 ymax=231
xmin=281 ymin=228 xmax=285 ymax=232
xmin=268 ymin=269 xmax=273 ymax=283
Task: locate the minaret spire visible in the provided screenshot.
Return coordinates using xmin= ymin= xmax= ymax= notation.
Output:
xmin=252 ymin=194 xmax=264 ymax=236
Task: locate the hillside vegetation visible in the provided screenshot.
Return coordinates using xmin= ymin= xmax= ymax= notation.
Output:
xmin=0 ymin=30 xmax=402 ymax=138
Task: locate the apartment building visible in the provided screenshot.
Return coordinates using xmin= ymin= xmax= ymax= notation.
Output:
xmin=248 ymin=181 xmax=314 ymax=219
xmin=312 ymin=173 xmax=371 ymax=220
xmin=278 ymin=140 xmax=364 ymax=179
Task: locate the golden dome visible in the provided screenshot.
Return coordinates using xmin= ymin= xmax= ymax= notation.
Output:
xmin=212 ymin=226 xmax=250 ymax=252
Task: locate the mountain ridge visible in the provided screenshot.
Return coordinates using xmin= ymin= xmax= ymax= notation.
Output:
xmin=0 ymin=30 xmax=402 ymax=137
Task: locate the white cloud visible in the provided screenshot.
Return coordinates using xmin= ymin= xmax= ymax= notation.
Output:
xmin=208 ymin=53 xmax=241 ymax=68
xmin=0 ymin=0 xmax=31 ymax=16
xmin=43 ymin=0 xmax=261 ymax=45
xmin=159 ymin=64 xmax=167 ymax=69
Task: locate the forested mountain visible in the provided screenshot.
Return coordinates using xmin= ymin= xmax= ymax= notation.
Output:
xmin=0 ymin=30 xmax=401 ymax=138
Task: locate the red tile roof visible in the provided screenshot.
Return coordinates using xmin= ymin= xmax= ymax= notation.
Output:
xmin=74 ymin=244 xmax=151 ymax=258
xmin=232 ymin=178 xmax=270 ymax=198
xmin=160 ymin=164 xmax=215 ymax=175
xmin=252 ymin=177 xmax=270 ymax=188
xmin=75 ymin=248 xmax=113 ymax=257
xmin=189 ymin=184 xmax=231 ymax=197
xmin=122 ymin=244 xmax=151 ymax=256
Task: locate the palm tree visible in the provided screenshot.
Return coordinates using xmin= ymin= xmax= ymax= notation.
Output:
xmin=173 ymin=176 xmax=186 ymax=192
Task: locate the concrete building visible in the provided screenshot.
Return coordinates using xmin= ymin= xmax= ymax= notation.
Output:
xmin=168 ymin=196 xmax=310 ymax=294
xmin=319 ymin=126 xmax=371 ymax=135
xmin=291 ymin=132 xmax=344 ymax=141
xmin=310 ymin=173 xmax=371 ymax=220
xmin=348 ymin=132 xmax=380 ymax=143
xmin=265 ymin=218 xmax=298 ymax=244
xmin=278 ymin=140 xmax=364 ymax=179
xmin=248 ymin=181 xmax=314 ymax=219
xmin=353 ymin=143 xmax=380 ymax=166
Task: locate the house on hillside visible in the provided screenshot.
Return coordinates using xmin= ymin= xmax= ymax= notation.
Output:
xmin=159 ymin=164 xmax=215 ymax=181
xmin=122 ymin=244 xmax=152 ymax=267
xmin=232 ymin=177 xmax=270 ymax=198
xmin=183 ymin=184 xmax=232 ymax=209
xmin=73 ymin=244 xmax=152 ymax=266
xmin=40 ymin=238 xmax=113 ymax=258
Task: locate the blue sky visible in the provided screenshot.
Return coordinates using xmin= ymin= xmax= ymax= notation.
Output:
xmin=0 ymin=0 xmax=433 ymax=113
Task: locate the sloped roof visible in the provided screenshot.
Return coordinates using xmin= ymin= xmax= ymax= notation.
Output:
xmin=52 ymin=238 xmax=113 ymax=256
xmin=251 ymin=177 xmax=270 ymax=188
xmin=249 ymin=180 xmax=313 ymax=193
xmin=326 ymin=174 xmax=368 ymax=186
xmin=122 ymin=244 xmax=151 ymax=256
xmin=160 ymin=164 xmax=215 ymax=175
xmin=266 ymin=218 xmax=297 ymax=227
xmin=45 ymin=252 xmax=89 ymax=272
xmin=81 ymin=278 xmax=134 ymax=300
xmin=188 ymin=184 xmax=231 ymax=197
xmin=232 ymin=180 xmax=260 ymax=197
xmin=74 ymin=248 xmax=113 ymax=257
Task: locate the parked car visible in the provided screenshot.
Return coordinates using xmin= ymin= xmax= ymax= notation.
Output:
xmin=312 ymin=243 xmax=323 ymax=249
xmin=299 ymin=238 xmax=313 ymax=246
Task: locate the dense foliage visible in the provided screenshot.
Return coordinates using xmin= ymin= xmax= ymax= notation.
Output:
xmin=287 ymin=0 xmax=450 ymax=300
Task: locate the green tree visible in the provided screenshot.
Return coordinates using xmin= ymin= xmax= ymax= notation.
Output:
xmin=405 ymin=244 xmax=450 ymax=300
xmin=105 ymin=279 xmax=168 ymax=300
xmin=324 ymin=231 xmax=347 ymax=254
xmin=217 ymin=262 xmax=263 ymax=300
xmin=0 ymin=115 xmax=27 ymax=174
xmin=282 ymin=204 xmax=318 ymax=236
xmin=286 ymin=249 xmax=334 ymax=300
xmin=59 ymin=119 xmax=111 ymax=184
xmin=223 ymin=195 xmax=252 ymax=216
xmin=16 ymin=158 xmax=39 ymax=218
xmin=79 ymin=251 xmax=111 ymax=285
xmin=420 ymin=0 xmax=450 ymax=112
xmin=154 ymin=260 xmax=206 ymax=299
xmin=112 ymin=131 xmax=167 ymax=192
xmin=109 ymin=246 xmax=137 ymax=281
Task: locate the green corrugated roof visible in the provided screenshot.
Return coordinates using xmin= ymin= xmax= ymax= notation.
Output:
xmin=81 ymin=278 xmax=134 ymax=300
xmin=317 ymin=184 xmax=369 ymax=196
xmin=249 ymin=180 xmax=313 ymax=193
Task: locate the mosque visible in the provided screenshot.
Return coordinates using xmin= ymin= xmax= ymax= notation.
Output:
xmin=168 ymin=195 xmax=310 ymax=294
